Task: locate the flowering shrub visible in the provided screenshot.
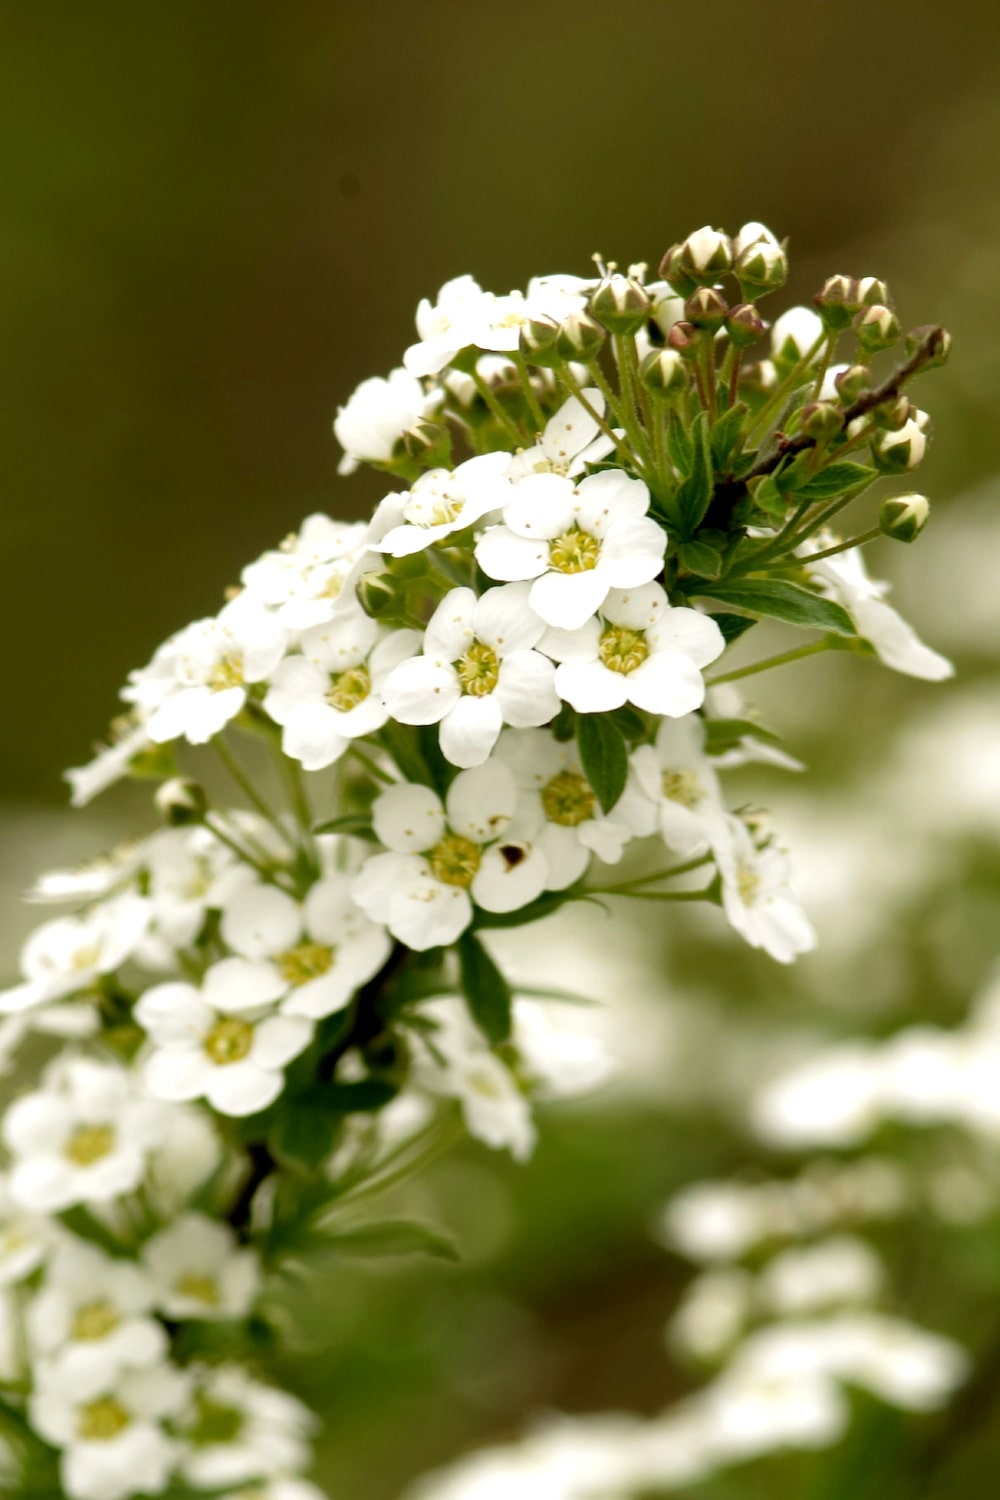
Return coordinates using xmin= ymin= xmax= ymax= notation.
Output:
xmin=0 ymin=223 xmax=953 ymax=1498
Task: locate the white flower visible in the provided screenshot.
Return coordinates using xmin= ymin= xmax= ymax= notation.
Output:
xmin=506 ymin=391 xmax=615 ymax=481
xmin=807 ymin=543 xmax=953 ymax=681
xmin=771 ymin=306 xmax=824 ymax=363
xmin=0 ymin=894 xmax=149 ymax=1016
xmin=219 ymin=1483 xmax=328 ymax=1500
xmin=241 ymin=515 xmax=368 ymax=629
xmin=752 ymin=1044 xmax=884 ymax=1148
xmin=703 ymin=1360 xmax=847 ymax=1458
xmin=352 ymin=762 xmax=548 ymax=949
xmin=542 ymin=582 xmax=724 ymax=717
xmin=374 ymin=452 xmax=512 ymax=558
xmin=412 ymin=998 xmax=536 ymax=1160
xmin=65 ymin=718 xmax=152 ymax=808
xmin=734 ymin=221 xmax=780 ymax=255
xmin=495 ymin=728 xmax=651 ymax=887
xmin=759 ymin=1237 xmax=883 ymax=1316
xmin=135 ymin=968 xmax=313 ymax=1117
xmin=475 ymin=469 xmax=666 ymax=630
xmin=0 ymin=1172 xmax=54 ymax=1284
xmin=177 ymin=1366 xmax=315 ymax=1490
xmin=220 ymin=877 xmax=390 ymax=1020
xmin=130 ymin=596 xmax=287 ymax=746
xmin=27 ymin=1241 xmax=166 ymax=1391
xmin=264 ymin=612 xmax=420 ymax=770
xmin=661 ymin=1181 xmax=773 ymax=1264
xmin=716 ymin=816 xmax=817 ymax=964
xmin=333 ymin=367 xmax=436 ymax=474
xmin=4 ymin=1057 xmax=167 ymax=1213
xmin=382 ymin=584 xmax=560 ymax=768
xmin=143 ymin=1214 xmax=260 ymax=1320
xmin=670 ymin=1268 xmax=753 ymax=1359
xmin=30 ymin=1360 xmax=189 ymax=1500
xmin=630 ymin=717 xmax=729 ymax=858
xmin=138 ymin=826 xmax=252 ymax=968
xmin=404 ymin=274 xmax=590 ymax=378
xmin=512 ymin=999 xmax=614 ymax=1100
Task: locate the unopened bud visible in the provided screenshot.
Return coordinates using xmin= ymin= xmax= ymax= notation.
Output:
xmin=658 ymin=244 xmax=698 ymax=299
xmin=685 ymin=286 xmax=729 ymax=332
xmin=356 ymin=570 xmax=405 ymax=619
xmin=733 ymin=221 xmax=780 ymax=256
xmin=403 ymin=418 xmax=452 ymax=468
xmin=667 ymin=321 xmax=701 ymax=359
xmin=555 ymin=310 xmax=606 ymax=361
xmin=735 ymin=238 xmax=788 ymax=299
xmin=799 ymin=401 xmax=844 ymax=442
xmin=873 ymin=394 xmax=912 ymax=431
xmin=872 ymin=417 xmax=927 ymax=472
xmin=833 ymin=364 xmax=873 ymax=404
xmin=519 ymin=315 xmax=561 ymax=366
xmin=814 ymin=275 xmax=862 ymax=331
xmin=725 ymin=303 xmax=767 ymax=348
xmin=677 ymin=225 xmax=733 ymax=283
xmin=879 ymin=492 xmax=930 ymax=542
xmin=906 ymin=324 xmax=952 ymax=368
xmin=857 ymin=276 xmax=892 ymax=308
xmin=639 ymin=347 xmax=688 ymax=400
xmin=589 ymin=274 xmax=651 ymax=334
xmin=155 ymin=777 xmax=208 ymax=826
xmin=771 ymin=306 xmax=825 ymax=368
xmin=855 ymin=303 xmax=901 ymax=354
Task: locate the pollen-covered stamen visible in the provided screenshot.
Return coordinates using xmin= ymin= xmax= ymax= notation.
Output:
xmin=549 ymin=525 xmax=601 ymax=574
xmin=455 ymin=641 xmax=500 ymax=697
xmin=64 ymin=1125 xmax=116 ymax=1166
xmin=175 ymin=1273 xmax=221 ymax=1307
xmin=78 ymin=1398 xmax=130 ymax=1441
xmin=203 ymin=1017 xmax=254 ymax=1066
xmin=736 ymin=861 xmax=761 ymax=905
xmin=206 ymin=652 xmax=245 ymax=692
xmin=428 ymin=834 xmax=482 ymax=887
xmin=598 ymin=625 xmax=648 ymax=675
xmin=278 ymin=941 xmax=335 ymax=986
xmin=662 ymin=769 xmax=704 ymax=808
xmin=326 ymin=665 xmax=371 ymax=712
xmin=72 ymin=1301 xmax=120 ymax=1341
xmin=541 ymin=771 xmax=596 ymax=827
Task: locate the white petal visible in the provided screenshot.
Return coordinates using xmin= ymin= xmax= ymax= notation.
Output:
xmin=494 ymin=652 xmax=559 ymax=727
xmin=263 ymin=657 xmax=329 ymax=725
xmin=502 ymin=473 xmax=577 ymax=538
xmin=203 ymin=957 xmax=286 ymax=1014
xmin=381 ymin=656 xmax=461 ymax=726
xmin=251 ymin=1015 xmax=313 ymax=1068
xmin=134 ymin=983 xmax=211 ymax=1045
xmin=473 ymin=581 xmax=546 ymax=653
xmin=302 ymin=875 xmax=354 ymax=942
xmin=446 ymin=762 xmax=516 ymax=840
xmin=537 ymin=618 xmax=601 ymax=662
xmin=221 ymin=884 xmax=301 ymax=960
xmin=387 ymin=882 xmax=472 ymax=950
xmin=352 ymin=852 xmax=427 ymax=920
xmin=555 ymin=661 xmax=629 ymax=713
xmin=540 ymin=391 xmax=603 ymax=465
xmin=205 ymin=1062 xmax=283 ymax=1117
xmin=602 ymin=581 xmax=669 ymax=631
xmin=472 ymin=844 xmax=548 ymax=912
xmin=475 ymin=526 xmax=549 ymax=582
xmin=599 ymin=517 xmax=667 ymax=587
xmin=529 ymin=568 xmax=608 ymax=630
xmin=144 ymin=1047 xmax=209 ymax=1102
xmin=627 ymin=652 xmax=706 ymax=717
xmin=537 ymin=824 xmax=591 ymax=888
xmin=372 ymin=784 xmax=445 ymax=854
xmin=423 ymin=588 xmax=478 ymax=659
xmin=574 ymin=468 xmax=651 ymax=527
xmin=280 ymin=702 xmax=348 ymax=771
xmin=648 ymin=607 xmax=726 ymax=669
xmin=439 ymin=695 xmax=504 ymax=769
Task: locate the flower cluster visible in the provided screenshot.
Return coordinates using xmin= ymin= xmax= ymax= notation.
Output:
xmin=0 ymin=224 xmax=953 ymax=1497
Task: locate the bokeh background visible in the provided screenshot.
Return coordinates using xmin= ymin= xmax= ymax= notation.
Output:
xmin=3 ymin=2 xmax=1000 ymax=1496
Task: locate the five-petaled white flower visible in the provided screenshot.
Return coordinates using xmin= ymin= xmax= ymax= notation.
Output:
xmin=715 ymin=815 xmax=817 ymax=965
xmin=333 ymin=367 xmax=437 ymax=474
xmin=381 ymin=583 xmax=560 ymax=768
xmin=143 ymin=1214 xmax=261 ymax=1322
xmin=373 ymin=452 xmax=512 ymax=559
xmin=352 ymin=762 xmax=548 ymax=949
xmin=135 ymin=967 xmax=313 ymax=1118
xmin=475 ymin=469 xmax=666 ymax=630
xmin=176 ymin=1365 xmax=315 ymax=1490
xmin=807 ymin=542 xmax=953 ymax=682
xmin=541 ymin=582 xmax=724 ymax=717
xmin=240 ymin=515 xmax=368 ymax=630
xmin=0 ymin=895 xmax=149 ymax=1016
xmin=264 ymin=611 xmax=420 ymax=771
xmin=506 ymin=391 xmax=615 ymax=481
xmin=220 ymin=877 xmax=391 ymax=1020
xmin=403 ymin=274 xmax=590 ymax=377
xmin=630 ymin=716 xmax=730 ymax=859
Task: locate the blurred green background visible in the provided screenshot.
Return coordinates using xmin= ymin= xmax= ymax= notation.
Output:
xmin=3 ymin=3 xmax=1000 ymax=1497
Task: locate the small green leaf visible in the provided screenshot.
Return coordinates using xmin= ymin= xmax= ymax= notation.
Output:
xmin=270 ymin=1095 xmax=340 ymax=1172
xmin=702 ymin=717 xmax=784 ymax=755
xmin=608 ymin=703 xmax=649 ymax=742
xmin=324 ymin=1079 xmax=399 ymax=1113
xmin=708 ymin=612 xmax=758 ymax=645
xmin=322 ymin=1218 xmax=460 ymax=1262
xmin=788 ymin=461 xmax=878 ymax=501
xmin=474 ymin=890 xmax=570 ymax=929
xmin=710 ymin=402 xmax=748 ymax=469
xmin=576 ymin=713 xmax=629 ymax=814
xmin=695 ymin=579 xmax=857 ymax=635
xmin=678 ymin=539 xmax=723 ymax=579
xmin=458 ymin=931 xmax=513 ymax=1044
xmin=665 ymin=409 xmax=693 ymax=472
xmin=753 ymin=475 xmax=786 ymax=518
xmin=550 ymin=701 xmax=577 ymax=742
xmin=673 ymin=410 xmax=714 ymax=536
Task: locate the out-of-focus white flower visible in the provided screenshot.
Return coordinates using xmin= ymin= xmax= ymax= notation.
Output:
xmin=0 ymin=1172 xmax=56 ymax=1284
xmin=630 ymin=717 xmax=729 ymax=858
xmin=507 ymin=392 xmax=615 ymax=481
xmin=176 ymin=1366 xmax=315 ymax=1490
xmin=753 ymin=1043 xmax=883 ymax=1147
xmin=716 ymin=816 xmax=817 ymax=964
xmin=334 ymin=368 xmax=436 ymax=474
xmin=0 ymin=895 xmax=149 ymax=1016
xmin=412 ymin=998 xmax=536 ymax=1160
xmin=758 ymin=1236 xmax=883 ymax=1315
xmin=65 ymin=719 xmax=153 ymax=808
xmin=670 ymin=1267 xmax=754 ymax=1359
xmin=374 ymin=452 xmax=512 ymax=558
xmin=241 ymin=515 xmax=369 ymax=630
xmin=143 ymin=1214 xmax=261 ymax=1321
xmin=404 ymin=274 xmax=590 ymax=378
xmin=807 ymin=542 xmax=953 ymax=681
xmin=512 ymin=999 xmax=614 ymax=1100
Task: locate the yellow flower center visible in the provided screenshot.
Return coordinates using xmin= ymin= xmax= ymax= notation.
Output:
xmin=278 ymin=941 xmax=335 ymax=986
xmin=541 ymin=771 xmax=596 ymax=827
xmin=549 ymin=526 xmax=601 ymax=574
xmin=428 ymin=835 xmax=482 ymax=888
xmin=72 ymin=1301 xmax=120 ymax=1341
xmin=78 ymin=1397 xmax=130 ymax=1441
xmin=326 ymin=665 xmax=371 ymax=712
xmin=598 ymin=625 xmax=648 ymax=675
xmin=737 ymin=861 xmax=761 ymax=905
xmin=70 ymin=944 xmax=102 ymax=971
xmin=64 ymin=1125 xmax=116 ymax=1167
xmin=662 ymin=769 xmax=704 ymax=808
xmin=207 ymin=653 xmax=245 ymax=692
xmin=204 ymin=1017 xmax=254 ymax=1065
xmin=455 ymin=641 xmax=500 ymax=697
xmin=175 ymin=1272 xmax=221 ymax=1307
xmin=189 ymin=1396 xmax=244 ymax=1447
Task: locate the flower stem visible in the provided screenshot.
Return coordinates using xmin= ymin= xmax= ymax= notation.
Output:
xmin=471 ymin=369 xmax=528 ymax=447
xmin=706 ymin=637 xmax=834 ymax=685
xmin=213 ymin=736 xmax=297 ymax=852
xmin=511 ymin=351 xmax=546 ymax=435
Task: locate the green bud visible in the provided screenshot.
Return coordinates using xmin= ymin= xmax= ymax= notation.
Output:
xmin=879 ymin=492 xmax=930 ymax=542
xmin=734 ymin=238 xmax=787 ymax=299
xmin=906 ymin=324 xmax=952 ymax=368
xmin=725 ymin=302 xmax=767 ymax=348
xmin=639 ymin=347 xmax=688 ymax=400
xmin=658 ymin=244 xmax=698 ymax=299
xmin=386 ymin=551 xmax=428 ymax=581
xmin=799 ymin=400 xmax=844 ymax=441
xmin=834 ymin=364 xmax=873 ymax=404
xmin=858 ymin=276 xmax=892 ymax=308
xmin=676 ymin=225 xmax=733 ymax=285
xmin=685 ymin=286 xmax=729 ymax=332
xmin=589 ymin=274 xmax=651 ymax=334
xmin=814 ymin=274 xmax=862 ymax=331
xmin=155 ymin=777 xmax=208 ymax=827
xmin=403 ymin=418 xmax=452 ymax=468
xmin=872 ymin=416 xmax=927 ymax=472
xmin=555 ymin=310 xmax=606 ymax=362
xmin=855 ymin=303 xmax=901 ymax=354
xmin=519 ymin=315 xmax=561 ymax=366
xmin=356 ymin=570 xmax=406 ymax=619
xmin=873 ymin=394 xmax=912 ymax=431
xmin=667 ymin=321 xmax=701 ymax=360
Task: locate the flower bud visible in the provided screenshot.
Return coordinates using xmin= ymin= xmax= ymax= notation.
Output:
xmin=906 ymin=324 xmax=952 ymax=368
xmin=403 ymin=418 xmax=452 ymax=468
xmin=873 ymin=394 xmax=912 ymax=430
xmin=879 ymin=492 xmax=930 ymax=542
xmin=799 ymin=401 xmax=844 ymax=442
xmin=814 ymin=275 xmax=861 ymax=331
xmin=872 ymin=416 xmax=927 ymax=472
xmin=639 ymin=347 xmax=688 ymax=401
xmin=685 ymin=286 xmax=729 ymax=332
xmin=771 ymin=306 xmax=825 ymax=368
xmin=588 ymin=274 xmax=651 ymax=334
xmin=725 ymin=303 xmax=767 ymax=348
xmin=667 ymin=321 xmax=701 ymax=360
xmin=677 ymin=225 xmax=734 ymax=283
xmin=356 ymin=570 xmax=406 ymax=619
xmin=739 ymin=359 xmax=778 ymax=398
xmin=658 ymin=243 xmax=698 ymax=299
xmin=555 ymin=310 xmax=606 ymax=362
xmin=155 ymin=777 xmax=208 ymax=827
xmin=519 ymin=315 xmax=561 ymax=366
xmin=857 ymin=276 xmax=892 ymax=308
xmin=833 ymin=364 xmax=873 ymax=404
xmin=734 ymin=238 xmax=787 ymax=299
xmin=734 ymin=221 xmax=780 ymax=256
xmin=855 ymin=303 xmax=901 ymax=354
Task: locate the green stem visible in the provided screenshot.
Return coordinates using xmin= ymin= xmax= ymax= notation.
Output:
xmin=767 ymin=525 xmax=881 ymax=570
xmin=745 ymin=332 xmax=827 ymax=449
xmin=346 ymin=743 xmax=397 ymax=785
xmin=558 ymin=361 xmax=639 ymax=472
xmin=213 ymin=737 xmax=296 ymax=851
xmin=811 ymin=331 xmax=838 ymax=399
xmin=588 ymin=358 xmax=633 ymax=433
xmin=706 ymin=637 xmax=833 ymax=685
xmin=471 ymin=369 xmax=528 ymax=446
xmin=613 ymin=333 xmax=656 ymax=469
xmin=511 ymin=350 xmax=547 ymax=435
xmin=596 ymin=886 xmax=716 ymax=903
xmin=202 ymin=814 xmax=297 ymax=892
xmin=587 ymin=853 xmax=713 ymax=894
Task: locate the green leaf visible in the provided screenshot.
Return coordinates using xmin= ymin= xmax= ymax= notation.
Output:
xmin=322 ymin=1218 xmax=460 ymax=1262
xmin=473 ymin=890 xmax=570 ymax=929
xmin=694 ymin=579 xmax=857 ymax=636
xmin=678 ymin=539 xmax=723 ymax=579
xmin=458 ymin=931 xmax=513 ymax=1044
xmin=702 ymin=717 xmax=784 ymax=755
xmin=576 ymin=712 xmax=628 ymax=814
xmin=608 ymin=703 xmax=649 ymax=742
xmin=665 ymin=409 xmax=693 ymax=472
xmin=550 ymin=701 xmax=577 ymax=742
xmin=752 ymin=474 xmax=786 ymax=518
xmin=270 ymin=1095 xmax=340 ymax=1172
xmin=312 ymin=813 xmax=376 ymax=838
xmin=710 ymin=402 xmax=748 ymax=469
xmin=324 ymin=1078 xmax=399 ymax=1113
xmin=709 ymin=612 xmax=758 ymax=645
xmin=673 ymin=410 xmax=714 ymax=536
xmin=786 ymin=461 xmax=878 ymax=501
